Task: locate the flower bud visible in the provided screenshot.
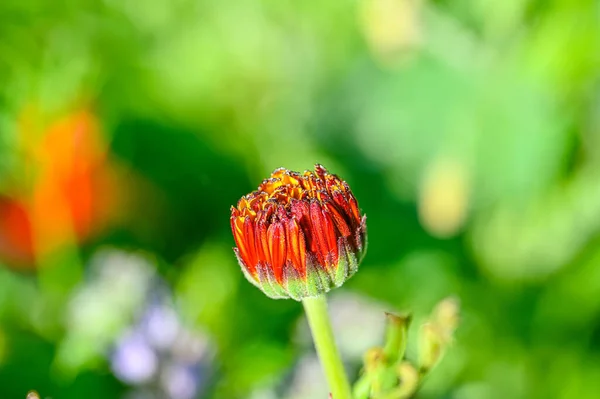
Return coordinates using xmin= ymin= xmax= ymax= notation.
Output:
xmin=383 ymin=312 xmax=411 ymax=364
xmin=418 ymin=297 xmax=460 ymax=372
xmin=230 ymin=164 xmax=367 ymax=300
xmin=418 ymin=322 xmax=443 ymax=372
xmin=395 ymin=361 xmax=419 ymax=398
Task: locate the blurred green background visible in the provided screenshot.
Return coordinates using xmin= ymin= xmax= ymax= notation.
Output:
xmin=0 ymin=0 xmax=599 ymax=398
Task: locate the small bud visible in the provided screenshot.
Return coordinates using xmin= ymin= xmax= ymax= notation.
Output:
xmin=418 ymin=322 xmax=442 ymax=372
xmin=383 ymin=312 xmax=411 ymax=364
xmin=230 ymin=164 xmax=367 ymax=300
xmin=418 ymin=297 xmax=460 ymax=372
xmin=368 ymin=362 xmax=420 ymax=399
xmin=364 ymin=347 xmax=386 ymax=373
xmin=396 ymin=361 xmax=419 ymax=398
xmin=432 ymin=296 xmax=460 ymax=343
xmin=362 ymin=347 xmax=388 ymax=394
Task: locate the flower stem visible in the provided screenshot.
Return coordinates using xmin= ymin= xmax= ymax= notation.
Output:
xmin=302 ymin=295 xmax=352 ymax=399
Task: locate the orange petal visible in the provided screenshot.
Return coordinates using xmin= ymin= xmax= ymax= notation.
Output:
xmin=267 ymin=222 xmax=286 ymax=282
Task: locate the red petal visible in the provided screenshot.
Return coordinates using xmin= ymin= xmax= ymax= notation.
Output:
xmin=232 ymin=216 xmax=254 ymax=274
xmin=321 ymin=209 xmax=338 ymax=263
xmin=314 ymin=164 xmax=328 ymax=178
xmin=332 ymin=190 xmax=352 ymax=219
xmin=243 ymin=216 xmax=258 ymax=267
xmin=267 ymin=222 xmax=286 ymax=282
xmin=255 ymin=218 xmax=270 ymax=266
xmin=309 ymin=202 xmax=329 ymax=267
xmin=348 ymin=193 xmax=361 ymax=224
xmin=286 ymin=218 xmax=307 ymax=277
xmin=325 ymin=201 xmax=351 ymax=237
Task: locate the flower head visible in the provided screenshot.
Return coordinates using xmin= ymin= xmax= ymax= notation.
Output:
xmin=230 ymin=164 xmax=367 ymax=300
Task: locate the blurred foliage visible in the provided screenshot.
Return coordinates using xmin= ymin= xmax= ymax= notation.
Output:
xmin=1 ymin=0 xmax=600 ymax=398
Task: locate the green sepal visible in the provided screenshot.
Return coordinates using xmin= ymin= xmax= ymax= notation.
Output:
xmin=233 ymin=233 xmax=366 ymax=301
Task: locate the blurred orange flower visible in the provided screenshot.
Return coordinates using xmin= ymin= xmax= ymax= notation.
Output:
xmin=0 ymin=108 xmax=120 ymax=270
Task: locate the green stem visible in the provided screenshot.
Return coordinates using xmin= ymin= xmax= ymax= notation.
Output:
xmin=302 ymin=295 xmax=352 ymax=399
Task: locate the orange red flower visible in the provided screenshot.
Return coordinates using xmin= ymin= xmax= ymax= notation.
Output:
xmin=230 ymin=164 xmax=367 ymax=300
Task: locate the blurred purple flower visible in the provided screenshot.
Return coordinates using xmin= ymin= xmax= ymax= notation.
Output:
xmin=171 ymin=328 xmax=212 ymax=364
xmin=109 ymin=279 xmax=215 ymax=399
xmin=161 ymin=363 xmax=200 ymax=399
xmin=141 ymin=303 xmax=180 ymax=351
xmin=111 ymin=330 xmax=158 ymax=384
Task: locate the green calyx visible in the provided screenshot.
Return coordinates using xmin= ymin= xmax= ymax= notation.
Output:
xmin=236 ymin=238 xmax=366 ymax=301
